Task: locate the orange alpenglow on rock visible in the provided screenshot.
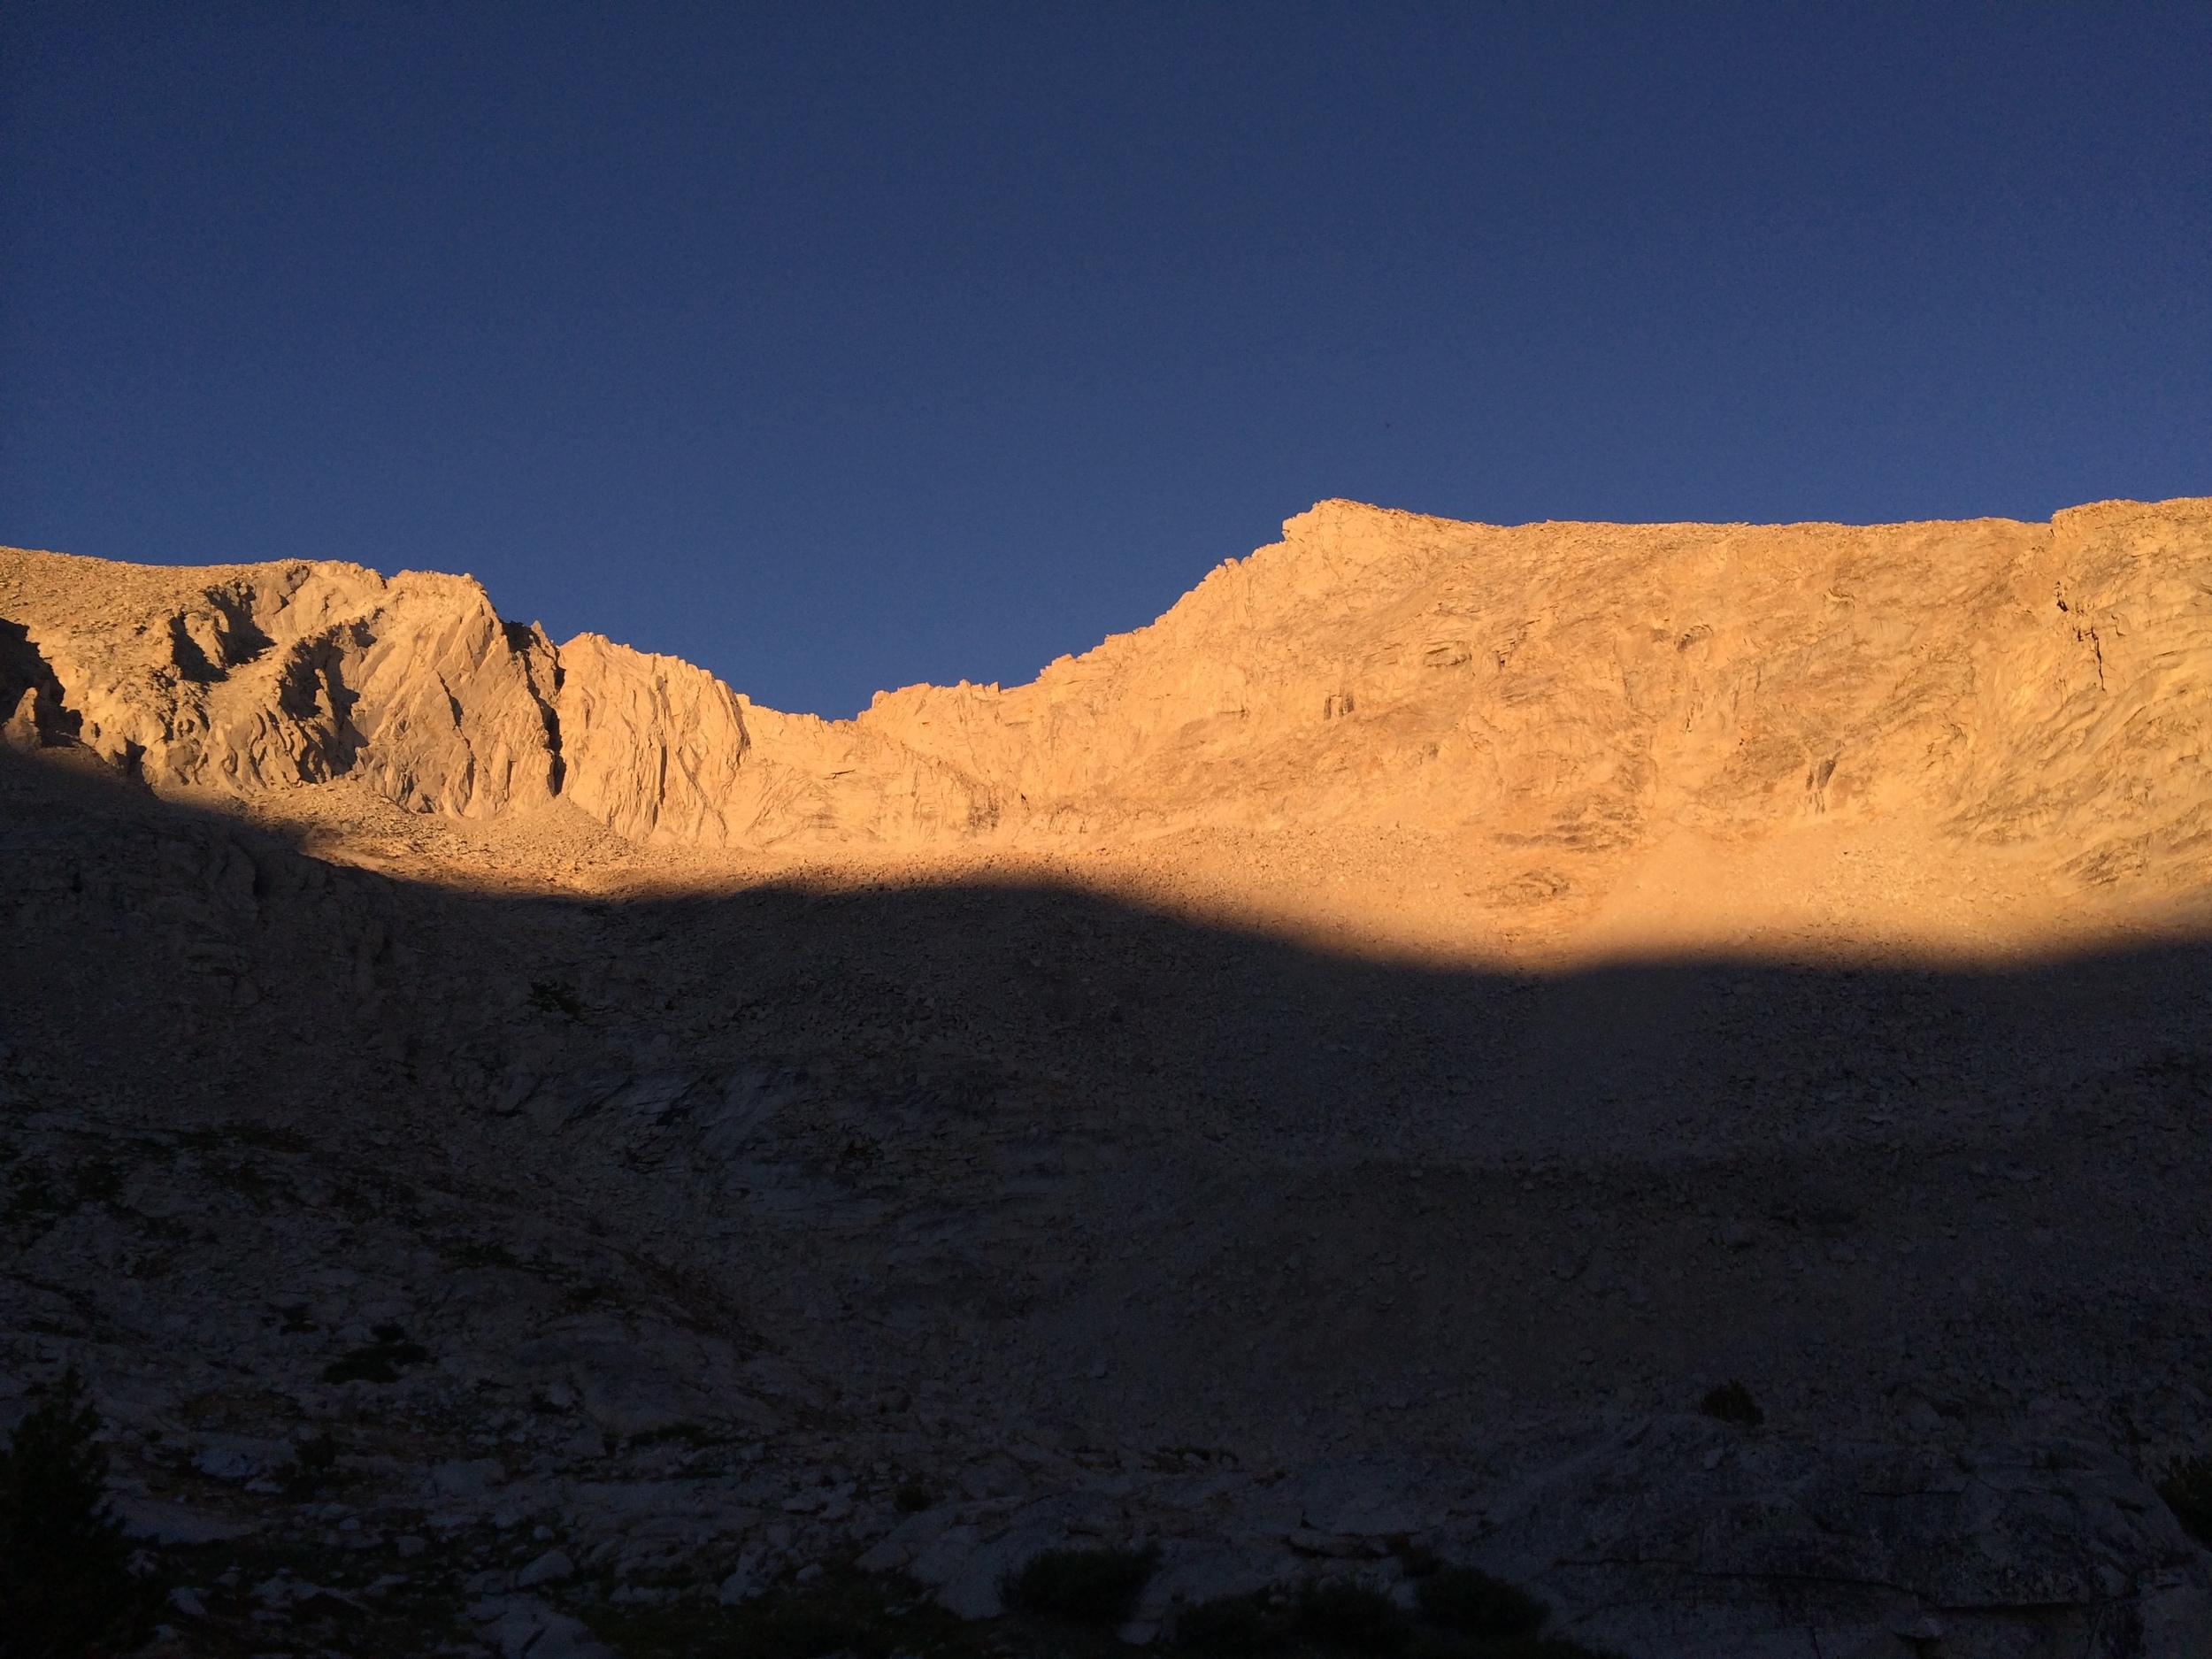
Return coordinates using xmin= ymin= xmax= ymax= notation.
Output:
xmin=4 ymin=493 xmax=2208 ymax=958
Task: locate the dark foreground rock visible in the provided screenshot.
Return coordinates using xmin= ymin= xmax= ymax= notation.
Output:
xmin=3 ymin=748 xmax=2209 ymax=1655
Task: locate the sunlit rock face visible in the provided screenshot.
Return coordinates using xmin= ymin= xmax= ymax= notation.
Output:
xmin=6 ymin=495 xmax=2210 ymax=953
xmin=549 ymin=631 xmax=753 ymax=847
xmin=847 ymin=495 xmax=2212 ymax=907
xmin=0 ymin=554 xmax=561 ymax=817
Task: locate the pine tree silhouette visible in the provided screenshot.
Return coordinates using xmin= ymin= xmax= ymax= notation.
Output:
xmin=0 ymin=1367 xmax=139 ymax=1658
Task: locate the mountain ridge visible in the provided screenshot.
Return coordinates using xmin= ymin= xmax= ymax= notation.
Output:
xmin=6 ymin=498 xmax=2212 ymax=1656
xmin=7 ymin=494 xmax=2212 ymax=955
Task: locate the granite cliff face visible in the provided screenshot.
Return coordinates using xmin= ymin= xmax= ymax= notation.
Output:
xmin=0 ymin=556 xmax=560 ymax=818
xmin=6 ymin=495 xmax=2211 ymax=898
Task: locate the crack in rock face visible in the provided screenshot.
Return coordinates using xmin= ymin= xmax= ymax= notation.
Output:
xmin=3 ymin=498 xmax=2211 ymax=1657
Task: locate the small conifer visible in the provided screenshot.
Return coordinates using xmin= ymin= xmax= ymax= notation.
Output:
xmin=0 ymin=1367 xmax=140 ymax=1658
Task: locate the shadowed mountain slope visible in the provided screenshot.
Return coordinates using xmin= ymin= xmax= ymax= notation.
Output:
xmin=3 ymin=746 xmax=2208 ymax=1655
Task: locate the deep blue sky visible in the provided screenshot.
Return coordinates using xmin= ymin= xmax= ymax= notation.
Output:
xmin=4 ymin=5 xmax=2208 ymax=717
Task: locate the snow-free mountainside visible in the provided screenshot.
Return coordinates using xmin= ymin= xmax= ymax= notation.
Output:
xmin=4 ymin=500 xmax=2211 ymax=1656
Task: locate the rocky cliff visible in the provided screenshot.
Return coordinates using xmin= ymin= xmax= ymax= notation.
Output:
xmin=0 ymin=555 xmax=559 ymax=817
xmin=6 ymin=495 xmax=2211 ymax=890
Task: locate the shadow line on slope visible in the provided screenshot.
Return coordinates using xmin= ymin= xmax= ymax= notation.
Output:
xmin=5 ymin=744 xmax=2211 ymax=1446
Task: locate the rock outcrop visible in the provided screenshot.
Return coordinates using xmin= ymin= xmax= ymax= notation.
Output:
xmin=550 ymin=632 xmax=751 ymax=846
xmin=0 ymin=554 xmax=559 ymax=817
